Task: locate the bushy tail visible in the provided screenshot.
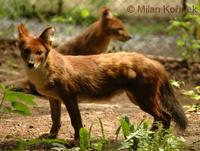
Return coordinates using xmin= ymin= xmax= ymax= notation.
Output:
xmin=159 ymin=80 xmax=188 ymax=130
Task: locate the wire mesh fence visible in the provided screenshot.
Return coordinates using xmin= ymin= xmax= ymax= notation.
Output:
xmin=0 ymin=0 xmax=199 ymax=57
xmin=16 ymin=0 xmax=197 ymax=18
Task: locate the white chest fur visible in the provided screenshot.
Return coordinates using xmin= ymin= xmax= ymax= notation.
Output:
xmin=25 ymin=66 xmax=62 ymax=100
xmin=25 ymin=66 xmax=50 ymax=90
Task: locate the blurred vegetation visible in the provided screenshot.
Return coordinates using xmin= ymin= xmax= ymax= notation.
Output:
xmin=0 ymin=0 xmax=110 ymax=25
xmin=182 ymin=85 xmax=200 ymax=113
xmin=0 ymin=0 xmax=45 ymax=21
xmin=117 ymin=116 xmax=184 ymax=151
xmin=171 ymin=79 xmax=200 ymax=113
xmin=51 ymin=6 xmax=96 ymax=25
xmin=0 ymin=83 xmax=35 ymax=115
xmin=168 ymin=3 xmax=200 ymax=61
xmin=0 ymin=0 xmax=168 ymax=35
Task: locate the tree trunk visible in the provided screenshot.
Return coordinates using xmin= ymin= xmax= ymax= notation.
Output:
xmin=182 ymin=0 xmax=187 ymax=13
xmin=57 ymin=0 xmax=63 ymax=14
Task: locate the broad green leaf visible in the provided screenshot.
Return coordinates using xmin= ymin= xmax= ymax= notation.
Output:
xmin=5 ymin=90 xmax=35 ymax=105
xmin=79 ymin=128 xmax=90 ymax=151
xmin=120 ymin=117 xmax=131 ymax=138
xmin=4 ymin=90 xmax=18 ymax=102
xmin=14 ymin=91 xmax=35 ymax=105
xmin=81 ymin=8 xmax=90 ymax=18
xmin=11 ymin=101 xmax=31 ymax=115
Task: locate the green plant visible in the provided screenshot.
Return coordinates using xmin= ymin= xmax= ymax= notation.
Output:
xmin=117 ymin=116 xmax=185 ymax=151
xmin=0 ymin=83 xmax=35 ymax=115
xmin=170 ymin=79 xmax=200 ymax=112
xmin=78 ymin=118 xmax=109 ymax=151
xmin=182 ymin=86 xmax=200 ymax=112
xmin=182 ymin=86 xmax=200 ymax=101
xmin=1 ymin=116 xmax=186 ymax=150
xmin=51 ymin=0 xmax=110 ymax=26
xmin=168 ymin=4 xmax=200 ymax=60
xmin=51 ymin=6 xmax=96 ymax=26
xmin=170 ymin=79 xmax=185 ymax=89
xmin=0 ymin=0 xmax=45 ymax=21
xmin=79 ymin=128 xmax=90 ymax=151
xmin=14 ymin=138 xmax=70 ymax=151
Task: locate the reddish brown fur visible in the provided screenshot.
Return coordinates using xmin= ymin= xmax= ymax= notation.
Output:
xmin=17 ymin=24 xmax=187 ymax=140
xmin=58 ymin=7 xmax=132 ymax=55
xmin=12 ymin=7 xmax=131 ymax=94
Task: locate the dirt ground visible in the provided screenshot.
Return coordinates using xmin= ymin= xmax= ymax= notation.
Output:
xmin=0 ymin=40 xmax=200 ymax=150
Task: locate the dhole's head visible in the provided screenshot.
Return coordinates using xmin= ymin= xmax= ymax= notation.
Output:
xmin=17 ymin=24 xmax=55 ymax=69
xmin=101 ymin=7 xmax=132 ymax=42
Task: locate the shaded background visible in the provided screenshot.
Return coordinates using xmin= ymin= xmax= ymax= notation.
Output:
xmin=0 ymin=0 xmax=199 ymax=57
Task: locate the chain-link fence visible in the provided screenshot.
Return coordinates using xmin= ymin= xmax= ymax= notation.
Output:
xmin=0 ymin=0 xmax=199 ymax=57
xmin=24 ymin=0 xmax=198 ymax=18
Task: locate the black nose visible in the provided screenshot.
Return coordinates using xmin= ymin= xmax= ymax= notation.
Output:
xmin=128 ymin=34 xmax=133 ymax=40
xmin=27 ymin=63 xmax=34 ymax=69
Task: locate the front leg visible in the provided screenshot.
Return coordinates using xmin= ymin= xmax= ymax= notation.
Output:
xmin=49 ymin=98 xmax=62 ymax=138
xmin=62 ymin=96 xmax=83 ymax=140
xmin=55 ymin=81 xmax=83 ymax=140
xmin=40 ymin=98 xmax=61 ymax=139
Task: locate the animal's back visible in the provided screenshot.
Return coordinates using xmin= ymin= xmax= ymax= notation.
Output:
xmin=62 ymin=52 xmax=167 ymax=99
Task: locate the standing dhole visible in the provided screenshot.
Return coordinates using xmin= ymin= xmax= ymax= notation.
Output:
xmin=12 ymin=7 xmax=131 ymax=94
xmin=17 ymin=24 xmax=187 ymax=140
xmin=58 ymin=7 xmax=132 ymax=55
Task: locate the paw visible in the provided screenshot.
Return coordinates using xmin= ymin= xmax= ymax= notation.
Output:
xmin=68 ymin=139 xmax=79 ymax=147
xmin=39 ymin=133 xmax=57 ymax=139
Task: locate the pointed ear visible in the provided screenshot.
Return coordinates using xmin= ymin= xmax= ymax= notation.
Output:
xmin=18 ymin=23 xmax=30 ymax=41
xmin=101 ymin=7 xmax=113 ymax=19
xmin=39 ymin=27 xmax=55 ymax=45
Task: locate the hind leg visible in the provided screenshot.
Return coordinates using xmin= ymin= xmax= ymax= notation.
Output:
xmin=141 ymin=99 xmax=171 ymax=130
xmin=151 ymin=111 xmax=171 ymax=130
xmin=126 ymin=91 xmax=138 ymax=105
xmin=127 ymin=91 xmax=171 ymax=130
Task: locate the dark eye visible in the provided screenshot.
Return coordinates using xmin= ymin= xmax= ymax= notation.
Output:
xmin=23 ymin=48 xmax=30 ymax=54
xmin=117 ymin=27 xmax=123 ymax=31
xmin=36 ymin=50 xmax=42 ymax=55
